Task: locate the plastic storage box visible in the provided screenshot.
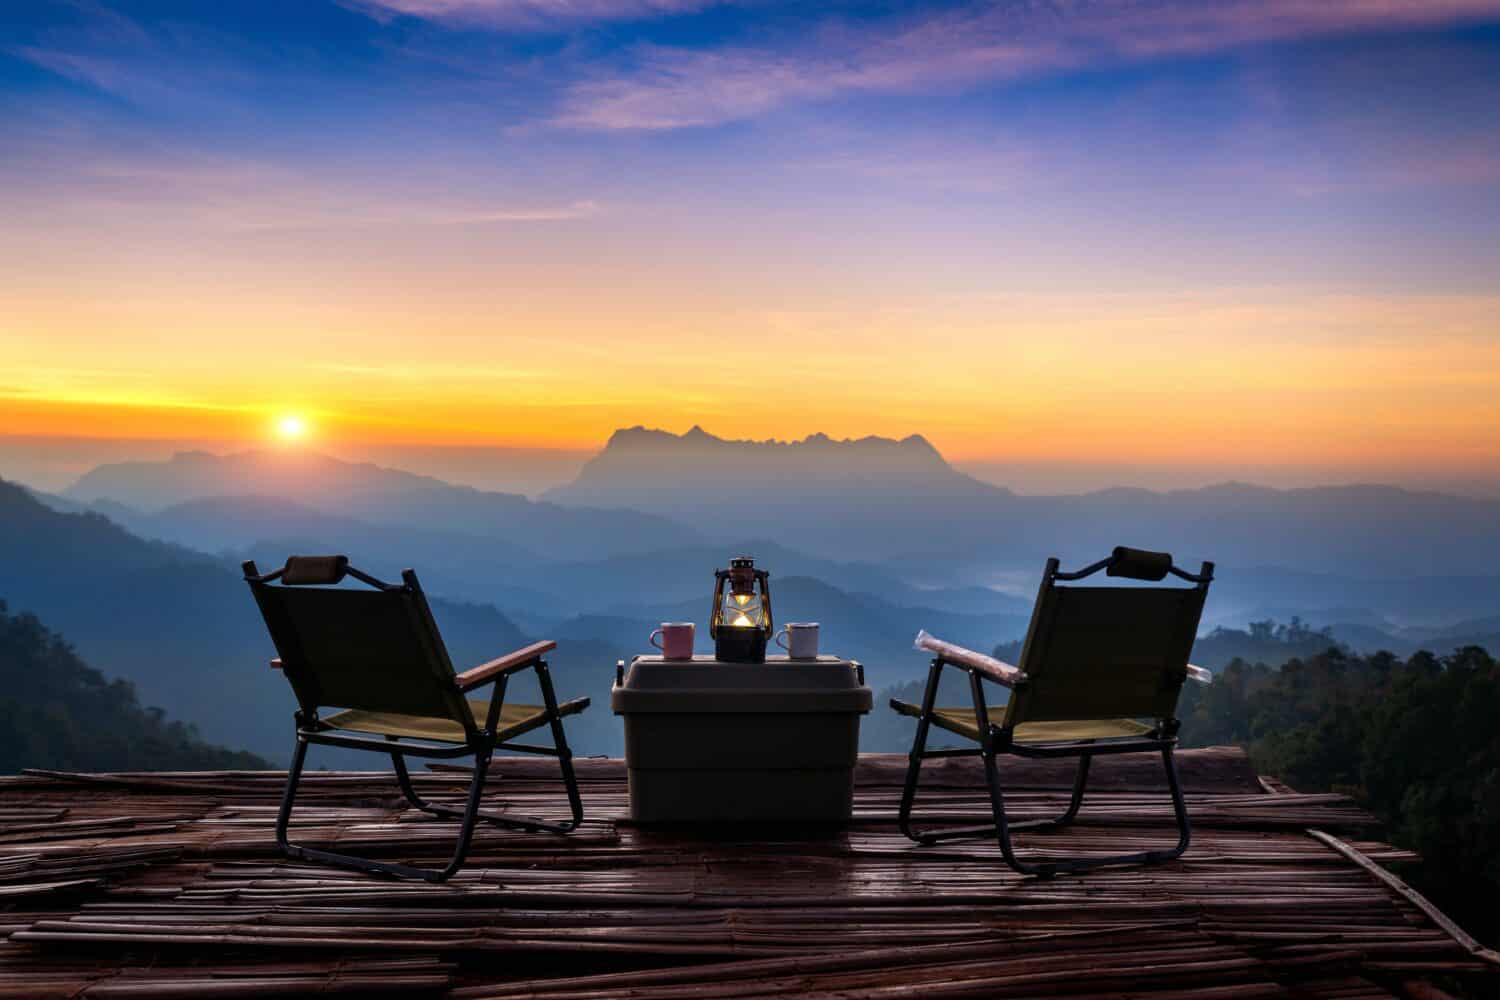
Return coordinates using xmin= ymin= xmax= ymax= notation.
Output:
xmin=611 ymin=655 xmax=873 ymax=823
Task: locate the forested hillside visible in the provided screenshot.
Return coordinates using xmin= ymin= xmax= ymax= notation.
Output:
xmin=0 ymin=479 xmax=563 ymax=762
xmin=1179 ymin=645 xmax=1500 ymax=943
xmin=0 ymin=601 xmax=268 ymax=773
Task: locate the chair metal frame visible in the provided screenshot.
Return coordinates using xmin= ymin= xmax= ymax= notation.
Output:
xmin=895 ymin=549 xmax=1213 ymax=878
xmin=244 ymin=557 xmax=585 ymax=882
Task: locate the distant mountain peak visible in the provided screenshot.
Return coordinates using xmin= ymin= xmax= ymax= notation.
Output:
xmin=899 ymin=433 xmax=938 ymax=454
xmin=593 ymin=425 xmax=949 ymax=463
xmin=546 ymin=425 xmax=1006 ymax=512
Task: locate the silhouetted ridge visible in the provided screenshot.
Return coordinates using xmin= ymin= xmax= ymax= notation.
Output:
xmin=551 ymin=425 xmax=993 ymax=502
xmin=593 ymin=426 xmax=950 ymax=463
xmin=63 ymin=448 xmax=696 ymax=560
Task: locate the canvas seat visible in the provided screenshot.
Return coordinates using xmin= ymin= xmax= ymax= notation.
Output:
xmin=244 ymin=554 xmax=591 ymax=883
xmin=324 ymin=698 xmax=589 ymax=744
xmin=888 ymin=703 xmax=1151 ymax=744
xmin=893 ymin=546 xmax=1214 ymax=878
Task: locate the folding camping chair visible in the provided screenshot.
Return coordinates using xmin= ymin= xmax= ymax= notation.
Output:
xmin=890 ymin=546 xmax=1213 ymax=877
xmin=244 ymin=555 xmax=589 ymax=882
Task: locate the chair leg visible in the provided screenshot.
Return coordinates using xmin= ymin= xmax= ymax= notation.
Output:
xmin=904 ymin=753 xmax=1090 ymax=845
xmin=536 ymin=659 xmax=585 ymax=831
xmin=985 ymin=745 xmax=1191 ymax=879
xmin=1155 ymin=745 xmax=1192 ymax=862
xmin=982 ymin=745 xmax=1037 ymax=875
xmin=896 ymin=660 xmax=942 ymax=843
xmin=274 ymin=736 xmax=308 ymax=856
xmin=391 ymin=749 xmax=579 ymax=835
xmin=898 ymin=663 xmax=1087 ymax=845
xmin=1002 ymin=753 xmax=1091 ymax=832
xmin=276 ymin=737 xmax=490 ymax=883
xmin=390 ymin=662 xmax=584 ymax=836
xmin=1044 ymin=758 xmax=1092 ymax=827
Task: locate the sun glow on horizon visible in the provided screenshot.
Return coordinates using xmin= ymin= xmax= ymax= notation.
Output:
xmin=275 ymin=415 xmax=308 ymax=442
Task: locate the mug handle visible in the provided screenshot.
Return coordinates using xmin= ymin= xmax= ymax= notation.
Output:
xmin=773 ymin=627 xmax=790 ymax=650
xmin=649 ymin=628 xmax=664 ymax=651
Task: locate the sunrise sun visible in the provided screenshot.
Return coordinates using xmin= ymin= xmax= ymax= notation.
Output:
xmin=274 ymin=414 xmax=308 ymax=441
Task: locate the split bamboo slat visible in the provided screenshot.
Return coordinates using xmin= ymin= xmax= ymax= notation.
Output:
xmin=0 ymin=748 xmax=1492 ymax=998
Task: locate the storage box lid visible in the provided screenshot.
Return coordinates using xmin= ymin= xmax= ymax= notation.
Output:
xmin=611 ymin=655 xmax=873 ymax=714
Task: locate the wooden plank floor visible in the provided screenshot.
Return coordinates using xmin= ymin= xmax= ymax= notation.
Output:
xmin=0 ymin=749 xmax=1493 ymax=998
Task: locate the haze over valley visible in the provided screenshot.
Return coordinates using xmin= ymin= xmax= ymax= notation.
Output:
xmin=7 ymin=425 xmax=1500 ymax=763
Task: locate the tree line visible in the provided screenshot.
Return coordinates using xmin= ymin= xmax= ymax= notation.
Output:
xmin=1179 ymin=641 xmax=1499 ymax=943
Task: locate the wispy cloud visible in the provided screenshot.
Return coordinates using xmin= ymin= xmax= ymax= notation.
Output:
xmin=7 ymin=4 xmax=258 ymax=110
xmin=344 ymin=0 xmax=720 ymax=30
xmin=1 ymin=139 xmax=602 ymax=233
xmin=428 ymin=200 xmax=601 ymax=224
xmin=554 ymin=0 xmax=1500 ymax=130
xmin=232 ymin=199 xmax=602 ymax=231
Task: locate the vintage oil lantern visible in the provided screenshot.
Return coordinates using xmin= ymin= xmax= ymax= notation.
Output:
xmin=710 ymin=556 xmax=773 ymax=663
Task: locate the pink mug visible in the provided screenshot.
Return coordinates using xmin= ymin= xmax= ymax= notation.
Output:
xmin=650 ymin=622 xmax=695 ymax=660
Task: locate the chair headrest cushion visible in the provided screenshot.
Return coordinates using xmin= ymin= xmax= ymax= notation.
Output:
xmin=1107 ymin=546 xmax=1173 ymax=581
xmin=281 ymin=555 xmax=349 ymax=585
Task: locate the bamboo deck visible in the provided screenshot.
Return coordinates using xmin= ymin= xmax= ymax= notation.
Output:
xmin=0 ymin=748 xmax=1493 ymax=998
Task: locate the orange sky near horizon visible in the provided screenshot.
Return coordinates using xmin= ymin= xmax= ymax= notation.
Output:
xmin=4 ymin=288 xmax=1498 ymax=471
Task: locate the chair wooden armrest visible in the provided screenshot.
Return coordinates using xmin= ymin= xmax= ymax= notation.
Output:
xmin=914 ymin=631 xmax=1021 ymax=687
xmin=965 ymin=657 xmax=1021 ymax=688
xmin=456 ymin=640 xmax=558 ymax=692
xmin=270 ymin=658 xmax=283 ymax=670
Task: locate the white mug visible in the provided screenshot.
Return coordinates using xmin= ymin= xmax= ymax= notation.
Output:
xmin=774 ymin=622 xmax=820 ymax=659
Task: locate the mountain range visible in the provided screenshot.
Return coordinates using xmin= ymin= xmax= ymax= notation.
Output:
xmin=8 ymin=424 xmax=1500 ymax=762
xmin=32 ymin=428 xmax=1500 ymax=630
xmin=0 ymin=479 xmax=548 ymax=763
xmin=0 ymin=477 xmax=1023 ymax=759
xmin=1322 ymin=615 xmax=1500 ymax=658
xmin=67 ymin=449 xmax=691 ymax=561
xmin=546 ymin=428 xmax=1500 ymax=578
xmin=64 ymin=431 xmax=1500 ymax=583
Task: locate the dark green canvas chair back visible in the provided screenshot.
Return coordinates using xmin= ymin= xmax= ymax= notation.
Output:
xmin=246 ymin=556 xmax=470 ymax=729
xmin=1004 ymin=547 xmax=1210 ymax=727
xmin=1005 ymin=586 xmax=1206 ymax=725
